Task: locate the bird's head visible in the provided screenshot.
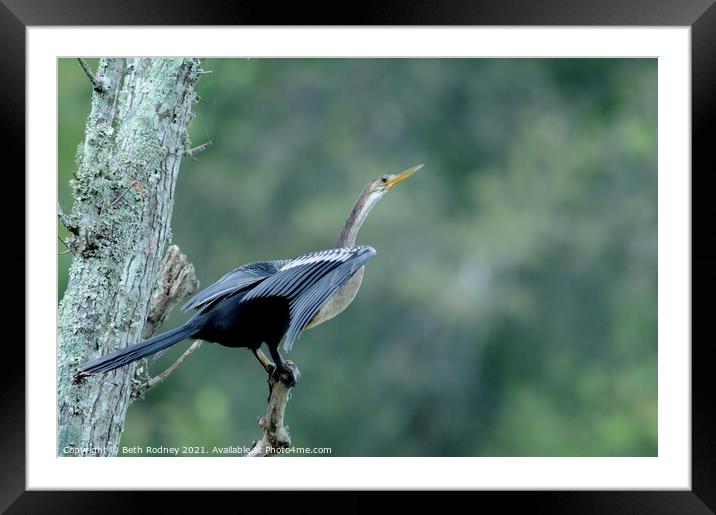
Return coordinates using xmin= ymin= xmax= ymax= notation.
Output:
xmin=364 ymin=163 xmax=424 ymax=198
xmin=337 ymin=163 xmax=423 ymax=246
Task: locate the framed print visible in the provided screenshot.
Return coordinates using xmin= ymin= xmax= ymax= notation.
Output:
xmin=4 ymin=0 xmax=714 ymax=512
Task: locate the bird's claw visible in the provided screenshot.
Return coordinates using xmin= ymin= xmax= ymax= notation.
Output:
xmin=269 ymin=360 xmax=300 ymax=389
xmin=277 ymin=361 xmax=300 ymax=388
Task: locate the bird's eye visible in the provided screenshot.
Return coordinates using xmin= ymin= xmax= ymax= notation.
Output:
xmin=381 ymin=175 xmax=389 ymax=183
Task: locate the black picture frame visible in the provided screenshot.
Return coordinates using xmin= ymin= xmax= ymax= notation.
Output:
xmin=3 ymin=1 xmax=713 ymax=512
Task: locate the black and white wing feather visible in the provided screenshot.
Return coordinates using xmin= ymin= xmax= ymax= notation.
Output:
xmin=181 ymin=259 xmax=288 ymax=313
xmin=240 ymin=245 xmax=376 ymax=351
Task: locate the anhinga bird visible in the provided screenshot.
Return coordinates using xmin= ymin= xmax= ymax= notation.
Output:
xmin=76 ymin=164 xmax=423 ymax=387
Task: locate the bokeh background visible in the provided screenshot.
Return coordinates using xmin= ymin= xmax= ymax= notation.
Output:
xmin=58 ymin=58 xmax=657 ymax=456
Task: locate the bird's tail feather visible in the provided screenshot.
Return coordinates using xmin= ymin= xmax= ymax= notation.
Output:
xmin=76 ymin=323 xmax=197 ymax=377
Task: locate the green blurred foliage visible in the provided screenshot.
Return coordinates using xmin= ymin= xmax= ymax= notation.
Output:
xmin=58 ymin=58 xmax=657 ymax=456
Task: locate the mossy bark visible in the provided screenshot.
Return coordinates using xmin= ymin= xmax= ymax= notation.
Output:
xmin=57 ymin=58 xmax=202 ymax=457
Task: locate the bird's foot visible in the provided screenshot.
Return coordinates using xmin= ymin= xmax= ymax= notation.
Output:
xmin=270 ymin=361 xmax=300 ymax=389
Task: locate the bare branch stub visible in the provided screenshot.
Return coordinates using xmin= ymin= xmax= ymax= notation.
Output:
xmin=184 ymin=140 xmax=213 ymax=159
xmin=77 ymin=58 xmax=107 ymax=93
xmin=58 ymin=201 xmax=79 ymax=235
xmin=58 ymin=235 xmax=75 ymax=256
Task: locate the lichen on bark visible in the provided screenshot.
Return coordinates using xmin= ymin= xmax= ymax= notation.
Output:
xmin=57 ymin=58 xmax=203 ymax=457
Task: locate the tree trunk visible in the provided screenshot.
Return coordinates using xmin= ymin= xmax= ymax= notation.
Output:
xmin=57 ymin=58 xmax=202 ymax=457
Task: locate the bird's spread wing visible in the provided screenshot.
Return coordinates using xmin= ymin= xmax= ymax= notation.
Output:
xmin=282 ymin=248 xmax=376 ymax=351
xmin=240 ymin=245 xmax=376 ymax=351
xmin=181 ymin=259 xmax=288 ymax=312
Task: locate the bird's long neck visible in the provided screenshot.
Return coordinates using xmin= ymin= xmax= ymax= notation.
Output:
xmin=336 ymin=188 xmax=381 ymax=247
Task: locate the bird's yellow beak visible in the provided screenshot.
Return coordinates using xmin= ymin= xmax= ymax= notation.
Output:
xmin=385 ymin=164 xmax=424 ymax=190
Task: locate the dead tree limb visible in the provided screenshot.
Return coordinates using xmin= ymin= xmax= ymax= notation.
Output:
xmin=246 ymin=362 xmax=301 ymax=457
